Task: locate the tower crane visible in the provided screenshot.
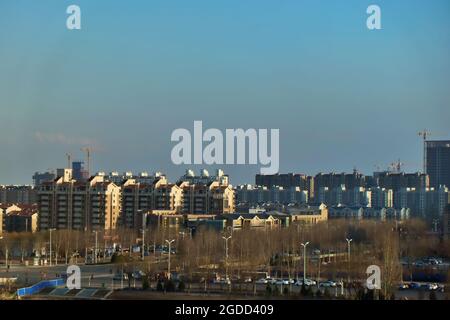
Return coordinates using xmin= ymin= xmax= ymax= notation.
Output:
xmin=81 ymin=147 xmax=92 ymax=177
xmin=418 ymin=129 xmax=431 ymax=174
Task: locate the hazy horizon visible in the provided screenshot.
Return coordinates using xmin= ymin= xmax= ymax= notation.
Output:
xmin=1 ymin=0 xmax=449 ymax=185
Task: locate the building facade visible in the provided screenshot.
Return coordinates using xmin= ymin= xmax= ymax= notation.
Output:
xmin=37 ymin=169 xmax=121 ymax=231
xmin=426 ymin=140 xmax=450 ymax=189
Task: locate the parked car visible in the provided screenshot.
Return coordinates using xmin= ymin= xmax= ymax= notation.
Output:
xmin=275 ymin=279 xmax=290 ymax=285
xmin=255 ymin=278 xmax=269 ymax=284
xmin=427 ymin=283 xmax=439 ymax=291
xmin=113 ymin=273 xmax=128 ymax=281
xmin=295 ymin=278 xmax=316 ymax=286
xmin=132 ymin=270 xmax=146 ymax=279
xmin=408 ymin=282 xmax=421 ymax=289
xmin=413 ymin=261 xmax=425 ymax=267
xmin=398 ymin=283 xmax=409 ymax=290
xmin=320 ymin=280 xmax=337 ymax=287
xmin=213 ymin=278 xmax=231 ymax=285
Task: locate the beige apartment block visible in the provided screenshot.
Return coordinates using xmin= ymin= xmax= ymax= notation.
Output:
xmin=179 ymin=180 xmax=235 ymax=215
xmin=37 ymin=170 xmax=121 ymax=231
xmin=121 ymin=176 xmax=182 ymax=230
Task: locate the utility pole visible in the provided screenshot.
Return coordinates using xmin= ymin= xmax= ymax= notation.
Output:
xmin=222 ymin=235 xmax=232 ymax=281
xmin=418 ymin=129 xmax=431 ymax=173
xmin=301 ymin=242 xmax=309 ymax=283
xmin=165 ymin=239 xmax=175 ymax=279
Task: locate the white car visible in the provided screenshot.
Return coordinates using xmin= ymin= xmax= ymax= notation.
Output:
xmin=275 ymin=279 xmax=290 ymax=285
xmin=319 ymin=280 xmax=337 ymax=287
xmin=427 ymin=283 xmax=438 ymax=291
xmin=213 ymin=278 xmax=231 ymax=285
xmin=295 ymin=278 xmax=316 ymax=286
xmin=255 ymin=278 xmax=269 ymax=284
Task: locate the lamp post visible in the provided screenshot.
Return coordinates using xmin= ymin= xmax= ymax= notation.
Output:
xmin=49 ymin=228 xmax=56 ymax=266
xmin=165 ymin=239 xmax=175 ymax=279
xmin=93 ymin=231 xmax=98 ymax=264
xmin=301 ymin=242 xmax=309 ymax=283
xmin=140 ymin=228 xmax=146 ymax=262
xmin=222 ymin=235 xmax=232 ymax=281
xmin=346 ymin=238 xmax=352 ymax=285
xmin=140 ymin=210 xmax=145 ymax=261
xmin=0 ymin=236 xmax=7 ymax=270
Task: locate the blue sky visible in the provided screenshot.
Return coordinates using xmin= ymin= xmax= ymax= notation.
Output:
xmin=0 ymin=0 xmax=449 ymax=184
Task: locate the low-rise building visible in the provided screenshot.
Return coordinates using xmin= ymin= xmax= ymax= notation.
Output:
xmin=0 ymin=204 xmax=38 ymax=233
xmin=222 ymin=213 xmax=283 ymax=229
xmin=328 ymin=205 xmax=410 ymax=221
xmin=285 ymin=203 xmax=328 ymax=225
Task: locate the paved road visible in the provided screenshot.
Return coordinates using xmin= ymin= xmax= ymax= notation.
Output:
xmin=1 ymin=264 xmax=447 ymax=300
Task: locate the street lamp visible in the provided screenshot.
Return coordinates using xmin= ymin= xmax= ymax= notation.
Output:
xmin=345 ymin=238 xmax=353 ymax=263
xmin=301 ymin=242 xmax=309 ymax=283
xmin=346 ymin=238 xmax=353 ymax=285
xmin=222 ymin=235 xmax=232 ymax=281
xmin=139 ymin=210 xmax=146 ymax=261
xmin=165 ymin=239 xmax=175 ymax=279
xmin=49 ymin=228 xmax=56 ymax=266
xmin=93 ymin=231 xmax=99 ymax=264
xmin=0 ymin=236 xmax=7 ymax=270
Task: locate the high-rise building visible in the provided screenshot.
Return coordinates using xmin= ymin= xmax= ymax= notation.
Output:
xmin=235 ymin=184 xmax=308 ymax=205
xmin=72 ymin=161 xmax=89 ymax=182
xmin=426 ymin=140 xmax=450 ymax=188
xmin=255 ymin=173 xmax=314 ymax=200
xmin=179 ymin=180 xmax=235 ymax=215
xmin=395 ymin=186 xmax=449 ymax=218
xmin=0 ymin=185 xmax=36 ymax=204
xmin=121 ymin=176 xmax=182 ymax=230
xmin=443 ymin=204 xmax=450 ymax=240
xmin=37 ymin=169 xmax=121 ymax=231
xmin=33 ymin=171 xmax=56 ymax=186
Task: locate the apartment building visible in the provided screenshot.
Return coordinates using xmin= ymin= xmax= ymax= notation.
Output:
xmin=0 ymin=204 xmax=22 ymax=234
xmin=121 ymin=176 xmax=182 ymax=229
xmin=0 ymin=185 xmax=36 ymax=204
xmin=3 ymin=204 xmax=38 ymax=233
xmin=443 ymin=204 xmax=450 ymax=240
xmin=37 ymin=169 xmax=121 ymax=231
xmin=395 ymin=186 xmax=450 ymax=218
xmin=235 ymin=184 xmax=308 ymax=205
xmin=328 ymin=206 xmax=410 ymax=221
xmin=179 ymin=180 xmax=234 ymax=215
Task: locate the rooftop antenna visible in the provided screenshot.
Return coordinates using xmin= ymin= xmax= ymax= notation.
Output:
xmin=418 ymin=129 xmax=431 ymax=174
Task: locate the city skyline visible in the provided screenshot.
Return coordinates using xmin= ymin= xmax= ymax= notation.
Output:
xmin=1 ymin=0 xmax=450 ymax=185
